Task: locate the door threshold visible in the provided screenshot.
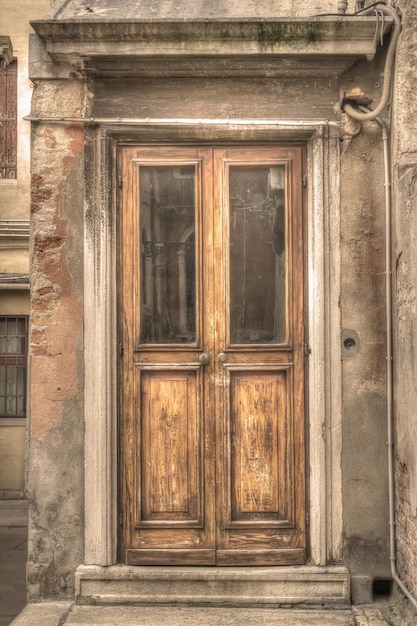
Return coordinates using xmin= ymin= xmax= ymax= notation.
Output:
xmin=75 ymin=564 xmax=350 ymax=607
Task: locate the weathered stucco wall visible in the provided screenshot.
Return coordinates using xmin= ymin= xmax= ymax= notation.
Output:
xmin=392 ymin=0 xmax=417 ymax=612
xmin=339 ymin=124 xmax=389 ymax=602
xmin=27 ymin=76 xmax=86 ymax=598
xmin=334 ymin=27 xmax=394 ymax=599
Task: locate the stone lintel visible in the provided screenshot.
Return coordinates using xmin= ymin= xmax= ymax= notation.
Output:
xmin=29 ymin=17 xmax=392 ymax=78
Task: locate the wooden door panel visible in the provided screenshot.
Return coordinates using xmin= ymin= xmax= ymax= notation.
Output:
xmin=125 ymin=364 xmax=216 ymax=563
xmin=139 ymin=368 xmax=202 ymax=525
xmin=228 ymin=368 xmax=292 ymax=525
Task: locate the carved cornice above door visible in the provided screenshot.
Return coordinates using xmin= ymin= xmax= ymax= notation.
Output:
xmin=30 ymin=0 xmax=393 ymax=79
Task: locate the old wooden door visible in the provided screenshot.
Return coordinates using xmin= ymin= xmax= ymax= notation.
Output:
xmin=119 ymin=145 xmax=306 ymax=566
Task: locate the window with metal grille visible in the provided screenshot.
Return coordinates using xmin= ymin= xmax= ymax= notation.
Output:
xmin=0 ymin=316 xmax=28 ymax=418
xmin=0 ymin=58 xmax=17 ymax=179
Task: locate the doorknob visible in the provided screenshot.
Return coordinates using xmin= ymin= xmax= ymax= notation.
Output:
xmin=198 ymin=352 xmax=211 ymax=365
xmin=218 ymin=352 xmax=227 ymax=363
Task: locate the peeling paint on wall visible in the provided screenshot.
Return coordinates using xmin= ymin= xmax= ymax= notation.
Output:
xmin=30 ymin=124 xmax=84 ymax=441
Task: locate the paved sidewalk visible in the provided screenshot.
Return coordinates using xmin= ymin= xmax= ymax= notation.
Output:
xmin=11 ymin=603 xmax=393 ymax=625
xmin=0 ymin=500 xmax=28 ymax=626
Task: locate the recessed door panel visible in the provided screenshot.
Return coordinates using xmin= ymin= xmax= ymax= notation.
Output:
xmin=139 ymin=368 xmax=202 ymax=525
xmin=228 ymin=368 xmax=290 ymax=523
xmin=119 ymin=145 xmax=305 ymax=566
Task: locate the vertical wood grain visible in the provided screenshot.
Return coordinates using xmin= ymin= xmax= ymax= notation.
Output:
xmin=141 ymin=370 xmax=199 ymax=521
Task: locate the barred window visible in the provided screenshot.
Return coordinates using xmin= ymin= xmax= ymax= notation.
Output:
xmin=0 ymin=316 xmax=28 ymax=418
xmin=0 ymin=58 xmax=17 ymax=179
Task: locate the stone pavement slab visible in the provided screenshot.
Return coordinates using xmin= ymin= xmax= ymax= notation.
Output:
xmin=13 ymin=604 xmax=357 ymax=626
xmin=352 ymin=606 xmax=394 ymax=625
xmin=10 ymin=601 xmax=394 ymax=626
xmin=0 ymin=500 xmax=28 ymax=626
xmin=10 ymin=603 xmax=72 ymax=626
xmin=65 ymin=606 xmax=357 ymax=625
xmin=0 ymin=501 xmax=28 ymax=529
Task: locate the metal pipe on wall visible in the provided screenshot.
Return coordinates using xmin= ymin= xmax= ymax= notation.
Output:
xmin=23 ymin=116 xmax=340 ymax=128
xmin=378 ymin=118 xmax=417 ymax=613
xmin=342 ymin=3 xmax=401 ymax=121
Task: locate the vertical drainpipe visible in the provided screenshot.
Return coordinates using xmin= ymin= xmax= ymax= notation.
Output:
xmin=380 ymin=119 xmax=417 ymax=614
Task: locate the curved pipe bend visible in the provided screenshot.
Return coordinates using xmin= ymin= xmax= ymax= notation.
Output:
xmin=342 ymin=3 xmax=401 ymax=121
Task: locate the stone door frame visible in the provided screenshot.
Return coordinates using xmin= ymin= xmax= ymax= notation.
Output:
xmin=82 ymin=123 xmax=343 ymax=568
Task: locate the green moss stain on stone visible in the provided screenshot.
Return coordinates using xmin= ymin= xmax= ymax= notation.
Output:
xmin=257 ymin=22 xmax=323 ymax=50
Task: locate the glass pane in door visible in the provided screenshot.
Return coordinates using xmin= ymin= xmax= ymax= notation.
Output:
xmin=229 ymin=165 xmax=286 ymax=344
xmin=139 ymin=166 xmax=196 ymax=343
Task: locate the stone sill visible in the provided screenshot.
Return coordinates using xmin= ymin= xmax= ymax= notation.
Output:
xmin=0 ymin=418 xmax=27 ymax=426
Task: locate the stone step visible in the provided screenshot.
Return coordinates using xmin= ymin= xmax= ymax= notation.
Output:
xmin=75 ymin=565 xmax=350 ymax=607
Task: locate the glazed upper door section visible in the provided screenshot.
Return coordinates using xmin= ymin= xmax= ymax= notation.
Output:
xmin=227 ymin=162 xmax=287 ymax=345
xmin=139 ymin=164 xmax=198 ymax=344
xmin=119 ymin=145 xmax=306 ymax=566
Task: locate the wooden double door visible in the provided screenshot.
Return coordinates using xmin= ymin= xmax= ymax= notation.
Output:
xmin=119 ymin=145 xmax=306 ymax=566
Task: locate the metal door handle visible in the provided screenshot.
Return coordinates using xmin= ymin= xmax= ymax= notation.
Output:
xmin=198 ymin=352 xmax=211 ymax=365
xmin=218 ymin=352 xmax=227 ymax=363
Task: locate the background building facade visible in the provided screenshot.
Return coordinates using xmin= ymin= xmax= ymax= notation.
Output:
xmin=0 ymin=0 xmax=50 ymax=499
